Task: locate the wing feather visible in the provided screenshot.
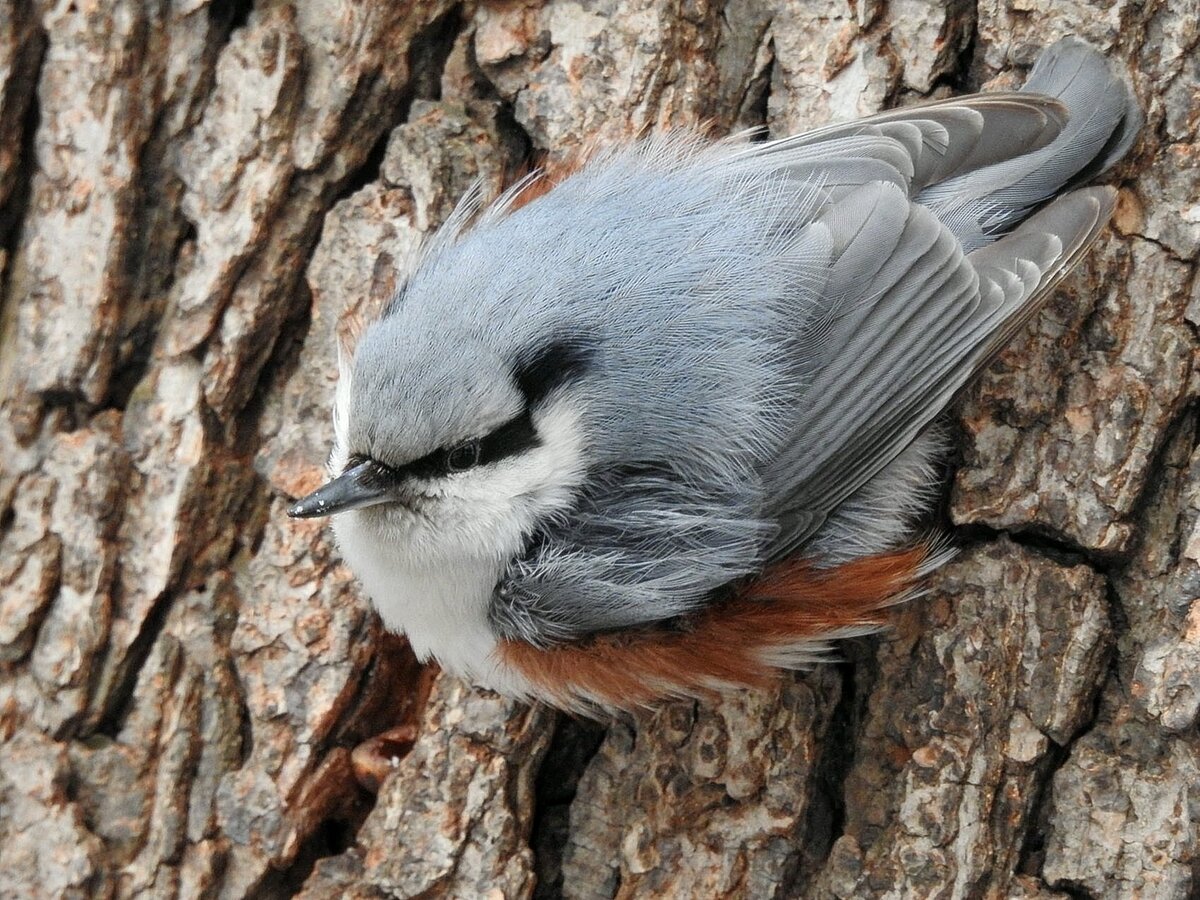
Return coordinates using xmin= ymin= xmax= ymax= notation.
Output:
xmin=764 ymin=187 xmax=1115 ymax=559
xmin=736 ymin=93 xmax=1069 ymax=192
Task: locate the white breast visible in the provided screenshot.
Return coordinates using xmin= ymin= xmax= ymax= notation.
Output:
xmin=332 ymin=509 xmax=535 ymax=697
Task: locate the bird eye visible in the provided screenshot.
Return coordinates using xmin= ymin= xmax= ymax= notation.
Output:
xmin=445 ymin=439 xmax=481 ymax=473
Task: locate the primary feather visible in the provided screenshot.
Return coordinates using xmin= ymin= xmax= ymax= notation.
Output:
xmin=320 ymin=38 xmax=1140 ymax=697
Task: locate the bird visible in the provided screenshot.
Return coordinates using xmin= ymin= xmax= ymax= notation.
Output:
xmin=288 ymin=37 xmax=1141 ymax=714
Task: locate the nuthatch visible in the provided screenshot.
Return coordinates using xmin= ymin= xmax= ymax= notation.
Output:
xmin=289 ymin=38 xmax=1140 ymax=713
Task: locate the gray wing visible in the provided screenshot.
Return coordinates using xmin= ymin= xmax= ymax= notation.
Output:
xmin=764 ymin=184 xmax=1115 ymax=559
xmin=491 ymin=466 xmax=773 ymax=646
xmin=918 ymin=38 xmax=1141 ymax=250
xmin=735 ymin=92 xmax=1069 ymax=194
xmin=760 ymin=37 xmax=1138 ymax=558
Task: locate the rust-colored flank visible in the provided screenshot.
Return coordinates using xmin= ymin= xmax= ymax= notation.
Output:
xmin=499 ymin=544 xmax=931 ymax=712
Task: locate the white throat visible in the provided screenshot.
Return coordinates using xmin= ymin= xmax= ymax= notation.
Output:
xmin=332 ymin=519 xmax=518 ymax=688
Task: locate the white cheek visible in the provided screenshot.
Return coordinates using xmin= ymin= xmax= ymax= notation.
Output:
xmin=329 ymin=397 xmax=586 ymax=690
xmin=434 ymin=400 xmax=588 ymax=554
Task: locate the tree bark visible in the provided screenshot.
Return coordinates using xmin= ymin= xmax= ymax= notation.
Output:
xmin=0 ymin=1 xmax=1196 ymax=898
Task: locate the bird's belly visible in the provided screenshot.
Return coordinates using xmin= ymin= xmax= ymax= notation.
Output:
xmin=373 ymin=565 xmax=496 ymax=669
xmin=333 ymin=517 xmax=533 ymax=696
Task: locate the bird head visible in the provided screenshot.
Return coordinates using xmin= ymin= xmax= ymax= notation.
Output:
xmin=288 ymin=315 xmax=593 ymax=565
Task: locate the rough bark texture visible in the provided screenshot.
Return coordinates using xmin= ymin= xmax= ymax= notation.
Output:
xmin=0 ymin=1 xmax=1196 ymax=898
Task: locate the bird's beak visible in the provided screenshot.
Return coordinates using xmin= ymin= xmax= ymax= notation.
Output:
xmin=287 ymin=461 xmax=392 ymax=518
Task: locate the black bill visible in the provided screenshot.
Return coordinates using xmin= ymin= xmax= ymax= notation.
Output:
xmin=287 ymin=461 xmax=392 ymax=518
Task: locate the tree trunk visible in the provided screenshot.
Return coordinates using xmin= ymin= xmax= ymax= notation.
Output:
xmin=1 ymin=1 xmax=1196 ymax=897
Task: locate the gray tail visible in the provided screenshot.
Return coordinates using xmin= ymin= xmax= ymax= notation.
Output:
xmin=917 ymin=37 xmax=1142 ymax=251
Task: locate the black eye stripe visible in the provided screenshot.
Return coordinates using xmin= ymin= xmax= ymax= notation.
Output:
xmin=351 ymin=409 xmax=541 ymax=481
xmin=345 ymin=335 xmax=590 ymax=482
xmin=345 ymin=455 xmax=404 ymax=488
xmin=514 ymin=337 xmax=595 ymax=406
xmin=477 ymin=409 xmax=540 ymax=465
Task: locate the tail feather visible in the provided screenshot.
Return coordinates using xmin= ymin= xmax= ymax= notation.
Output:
xmin=1022 ymin=38 xmax=1143 ymax=183
xmin=918 ymin=36 xmax=1140 ymax=250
